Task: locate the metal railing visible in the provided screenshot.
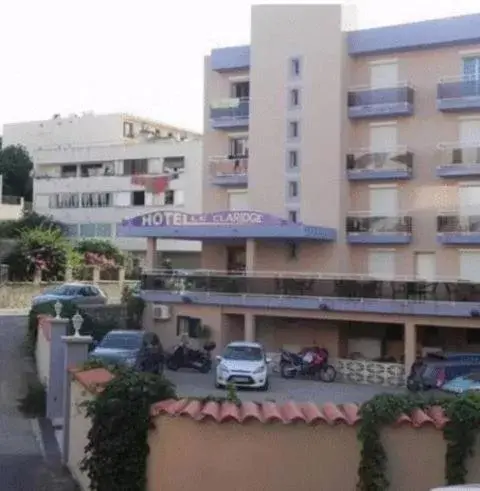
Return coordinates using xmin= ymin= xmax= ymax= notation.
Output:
xmin=348 ymin=84 xmax=414 ymax=107
xmin=346 ymin=215 xmax=413 ymax=234
xmin=346 ymin=147 xmax=413 ymax=172
xmin=140 ymin=269 xmax=480 ymax=303
xmin=437 ymin=143 xmax=480 ymax=167
xmin=210 ymin=98 xmax=250 ymax=121
xmin=437 ymin=213 xmax=480 ymax=233
xmin=209 ymin=156 xmax=248 ymax=177
xmin=438 ymin=76 xmax=480 ymax=100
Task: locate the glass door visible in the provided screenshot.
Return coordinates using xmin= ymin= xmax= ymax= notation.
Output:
xmin=463 ymin=57 xmax=480 ymax=97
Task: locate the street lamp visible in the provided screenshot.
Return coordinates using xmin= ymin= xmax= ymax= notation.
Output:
xmin=72 ymin=312 xmax=84 ymax=337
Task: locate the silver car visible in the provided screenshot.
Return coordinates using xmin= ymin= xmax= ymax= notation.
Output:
xmin=32 ymin=283 xmax=108 ymax=307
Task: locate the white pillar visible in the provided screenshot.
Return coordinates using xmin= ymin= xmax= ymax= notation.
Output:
xmin=404 ymin=321 xmax=416 ymax=378
xmin=244 ymin=313 xmax=256 ymax=342
xmin=246 ymin=239 xmax=256 ymax=273
xmin=146 ymin=238 xmax=157 ymax=270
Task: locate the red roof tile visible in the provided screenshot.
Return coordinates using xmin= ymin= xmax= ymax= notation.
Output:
xmin=150 ymin=399 xmax=449 ymax=428
xmin=71 ymin=368 xmax=114 ymax=393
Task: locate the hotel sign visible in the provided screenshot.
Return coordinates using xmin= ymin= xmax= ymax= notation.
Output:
xmin=125 ymin=211 xmax=287 ymax=227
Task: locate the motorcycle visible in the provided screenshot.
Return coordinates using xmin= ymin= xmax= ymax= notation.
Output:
xmin=166 ymin=341 xmax=216 ymax=373
xmin=280 ymin=346 xmax=336 ymax=382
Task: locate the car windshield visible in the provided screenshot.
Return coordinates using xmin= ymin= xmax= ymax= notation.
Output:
xmin=223 ymin=346 xmax=263 ymax=361
xmin=44 ymin=285 xmax=78 ymax=296
xmin=99 ymin=333 xmax=142 ymax=350
xmin=465 ymin=372 xmax=480 ymax=381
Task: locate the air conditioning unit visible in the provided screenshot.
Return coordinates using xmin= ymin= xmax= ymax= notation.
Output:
xmin=153 ymin=304 xmax=171 ymax=320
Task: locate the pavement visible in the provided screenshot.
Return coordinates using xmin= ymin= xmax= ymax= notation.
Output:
xmin=166 ymin=368 xmax=404 ymax=405
xmin=0 ymin=314 xmax=77 ymax=490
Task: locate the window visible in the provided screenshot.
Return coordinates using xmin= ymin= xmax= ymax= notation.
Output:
xmin=368 ymin=250 xmax=395 ymax=279
xmin=81 ymin=192 xmax=112 ymax=208
xmin=290 ymin=88 xmax=300 ymax=107
xmin=64 ymin=224 xmax=78 ymax=237
xmin=80 ymin=163 xmax=103 ymax=177
xmin=61 ymin=165 xmax=77 ymax=178
xmin=124 ymin=159 xmax=148 ymax=175
xmin=176 ymin=316 xmax=201 ymax=338
xmin=163 ymin=156 xmax=185 ymax=173
xmin=369 ymin=124 xmax=397 ymax=151
xmin=123 ymin=121 xmax=134 ymax=138
xmin=460 ymin=251 xmax=480 ymax=281
xmin=459 ymin=185 xmax=480 ymax=215
xmin=290 ymin=57 xmax=301 ymax=77
xmin=80 ymin=223 xmax=96 ymax=237
xmin=288 ymin=150 xmax=298 ymax=169
xmin=415 ymin=253 xmax=436 ymax=280
xmin=174 ymin=190 xmax=185 ymax=205
xmin=132 ymin=191 xmax=145 ymax=206
xmin=228 ymin=190 xmax=248 ymax=211
xmin=164 ymin=190 xmax=174 ymax=205
xmin=288 ymin=121 xmax=299 ymax=139
xmin=229 ymin=138 xmax=249 ymax=158
xmin=370 ymin=62 xmax=398 ymax=88
xmin=49 ymin=193 xmax=79 ymax=209
xmin=288 ymin=210 xmax=298 ymax=223
xmin=79 ymin=223 xmax=112 ymax=238
xmin=369 ymin=186 xmax=398 ymax=216
xmin=288 ymin=181 xmax=299 ymax=198
xmin=231 ymin=82 xmax=250 ymax=99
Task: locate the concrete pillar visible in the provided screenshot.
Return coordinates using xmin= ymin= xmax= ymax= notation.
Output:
xmin=245 ymin=239 xmax=256 ymax=273
xmin=61 ymin=332 xmax=93 ymax=464
xmin=118 ymin=267 xmax=126 ymax=286
xmin=46 ymin=308 xmax=69 ymax=424
xmin=404 ymin=321 xmax=417 ymax=378
xmin=244 ymin=313 xmax=256 ymax=342
xmin=146 ymin=237 xmax=157 ymax=270
xmin=64 ymin=267 xmax=73 ymax=282
xmin=33 ymin=268 xmax=42 ymax=285
xmin=92 ymin=267 xmax=100 ymax=284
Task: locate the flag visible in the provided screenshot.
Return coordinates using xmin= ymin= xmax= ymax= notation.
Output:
xmin=146 ymin=176 xmax=170 ymax=194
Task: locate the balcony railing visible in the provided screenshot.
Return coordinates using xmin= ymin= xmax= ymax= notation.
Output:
xmin=210 ymin=98 xmax=250 ymax=130
xmin=346 ymin=214 xmax=412 ymax=244
xmin=437 ymin=213 xmax=480 ymax=244
xmin=436 ymin=143 xmax=480 ymax=177
xmin=209 ymin=156 xmax=248 ymax=187
xmin=140 ymin=270 xmax=480 ymax=304
xmin=347 ymin=84 xmax=414 ymax=119
xmin=346 ymin=147 xmax=413 ymax=180
xmin=437 ymin=76 xmax=480 ymax=111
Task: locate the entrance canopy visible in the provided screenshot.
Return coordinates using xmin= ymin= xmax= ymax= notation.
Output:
xmin=117 ymin=210 xmax=336 ymax=241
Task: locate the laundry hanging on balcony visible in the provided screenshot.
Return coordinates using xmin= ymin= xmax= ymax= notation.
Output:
xmin=130 ymin=175 xmax=171 ymax=194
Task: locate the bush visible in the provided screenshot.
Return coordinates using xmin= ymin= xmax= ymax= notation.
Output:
xmin=122 ymin=285 xmax=145 ymax=330
xmin=75 ymin=239 xmax=124 ymax=268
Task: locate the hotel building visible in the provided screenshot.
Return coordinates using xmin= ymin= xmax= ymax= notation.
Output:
xmin=122 ymin=6 xmax=480 ymax=384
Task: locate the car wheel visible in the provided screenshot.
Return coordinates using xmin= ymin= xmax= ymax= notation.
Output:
xmin=259 ymin=378 xmax=270 ymax=391
xmin=215 ymin=380 xmax=223 ymax=389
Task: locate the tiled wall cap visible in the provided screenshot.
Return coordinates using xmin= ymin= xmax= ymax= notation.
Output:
xmin=70 ymin=369 xmax=450 ymax=428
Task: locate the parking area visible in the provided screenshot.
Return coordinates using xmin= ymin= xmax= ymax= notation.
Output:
xmin=166 ymin=369 xmax=404 ymax=405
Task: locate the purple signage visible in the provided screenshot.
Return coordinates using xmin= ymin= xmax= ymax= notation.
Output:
xmin=124 ymin=210 xmax=288 ymax=227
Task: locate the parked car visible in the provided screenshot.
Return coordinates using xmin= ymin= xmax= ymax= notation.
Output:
xmin=407 ymin=354 xmax=480 ymax=392
xmin=32 ymin=283 xmax=107 ymax=307
xmin=89 ymin=330 xmax=164 ymax=374
xmin=215 ymin=341 xmax=271 ymax=391
xmin=166 ymin=341 xmax=216 ymax=373
xmin=442 ymin=371 xmax=480 ymax=394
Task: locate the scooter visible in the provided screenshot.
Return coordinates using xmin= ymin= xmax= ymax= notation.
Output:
xmin=166 ymin=341 xmax=216 ymax=373
xmin=280 ymin=347 xmax=336 ymax=382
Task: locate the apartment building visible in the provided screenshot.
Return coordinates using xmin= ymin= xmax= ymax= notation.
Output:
xmin=3 ymin=113 xmax=203 ymax=268
xmin=123 ymin=6 xmax=480 ymax=383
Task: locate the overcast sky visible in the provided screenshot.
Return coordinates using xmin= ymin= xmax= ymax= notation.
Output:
xmin=1 ymin=0 xmax=479 ymax=133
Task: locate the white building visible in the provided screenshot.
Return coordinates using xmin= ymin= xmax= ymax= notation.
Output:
xmin=2 ymin=113 xmax=203 ymax=268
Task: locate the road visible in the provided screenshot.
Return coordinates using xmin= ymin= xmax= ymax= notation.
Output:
xmin=166 ymin=369 xmax=404 ymax=405
xmin=0 ymin=314 xmax=76 ymax=490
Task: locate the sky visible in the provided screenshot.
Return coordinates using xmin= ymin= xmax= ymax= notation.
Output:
xmin=1 ymin=0 xmax=480 ymax=133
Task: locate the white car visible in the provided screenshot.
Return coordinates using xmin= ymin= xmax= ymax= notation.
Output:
xmin=215 ymin=341 xmax=271 ymax=391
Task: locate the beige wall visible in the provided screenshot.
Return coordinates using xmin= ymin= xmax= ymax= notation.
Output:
xmin=67 ymin=372 xmax=480 ymax=491
xmin=202 ymin=4 xmax=480 ymax=279
xmin=35 ymin=321 xmax=50 ymax=387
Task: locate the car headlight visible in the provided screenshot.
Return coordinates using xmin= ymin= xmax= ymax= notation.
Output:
xmin=253 ymin=364 xmax=266 ymax=374
xmin=219 ymin=363 xmax=229 ymax=373
xmin=124 ymin=357 xmax=136 ymax=367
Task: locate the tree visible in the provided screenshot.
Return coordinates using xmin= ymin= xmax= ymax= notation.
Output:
xmin=6 ymin=227 xmax=69 ymax=281
xmin=0 ymin=145 xmax=33 ymax=201
xmin=75 ymin=239 xmax=125 ymax=268
xmin=0 ymin=211 xmax=66 ymax=239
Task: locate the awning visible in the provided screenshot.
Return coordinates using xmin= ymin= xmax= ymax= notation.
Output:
xmin=117 ymin=210 xmax=337 ymax=241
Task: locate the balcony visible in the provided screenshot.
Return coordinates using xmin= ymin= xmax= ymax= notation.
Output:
xmin=140 ymin=270 xmax=480 ymax=318
xmin=209 ymin=156 xmax=248 ymax=187
xmin=437 ymin=76 xmax=480 ymax=112
xmin=346 ymin=147 xmax=413 ymax=181
xmin=347 ymin=84 xmax=414 ymax=119
xmin=346 ymin=214 xmax=413 ymax=244
xmin=436 ymin=143 xmax=480 ymax=178
xmin=210 ymin=98 xmax=249 ymax=130
xmin=437 ymin=213 xmax=480 ymax=244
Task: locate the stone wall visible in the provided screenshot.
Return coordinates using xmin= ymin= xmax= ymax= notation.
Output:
xmin=0 ymin=281 xmax=136 ymax=309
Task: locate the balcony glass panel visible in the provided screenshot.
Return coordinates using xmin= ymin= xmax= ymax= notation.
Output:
xmin=347 ymin=85 xmax=414 ymax=118
xmin=437 ymin=78 xmax=480 ymax=111
xmin=346 ymin=148 xmax=413 ymax=180
xmin=437 ymin=145 xmax=480 ymax=177
xmin=209 ymin=157 xmax=248 ymax=187
xmin=141 ymin=270 xmax=480 ymax=303
xmin=210 ymin=98 xmax=250 ymax=128
xmin=346 ymin=216 xmax=412 ymax=234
